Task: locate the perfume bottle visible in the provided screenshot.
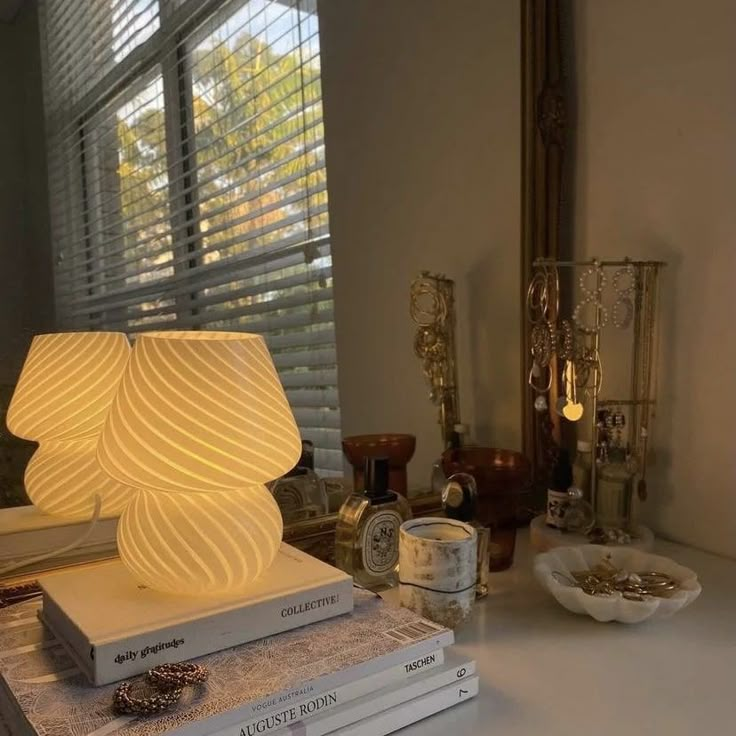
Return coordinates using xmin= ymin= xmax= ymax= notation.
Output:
xmin=596 ymin=452 xmax=634 ymax=531
xmin=335 ymin=456 xmax=412 ymax=590
xmin=572 ymin=440 xmax=593 ymax=501
xmin=442 ymin=473 xmax=490 ymax=598
xmin=560 ymin=487 xmax=596 ymax=534
xmin=270 ymin=440 xmax=328 ymax=523
xmin=546 ymin=450 xmax=573 ymax=529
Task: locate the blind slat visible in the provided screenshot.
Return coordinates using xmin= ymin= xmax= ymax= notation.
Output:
xmin=285 ymin=389 xmax=339 ymax=408
xmin=61 ymin=227 xmax=330 ymax=309
xmin=66 ymin=235 xmax=329 ymax=312
xmin=70 ymin=262 xmax=332 ymax=317
xmin=278 ymin=368 xmax=337 ymax=388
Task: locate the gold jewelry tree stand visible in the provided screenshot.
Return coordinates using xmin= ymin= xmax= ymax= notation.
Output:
xmin=527 ymin=258 xmax=664 ymax=532
xmin=409 ymin=272 xmax=460 ymax=449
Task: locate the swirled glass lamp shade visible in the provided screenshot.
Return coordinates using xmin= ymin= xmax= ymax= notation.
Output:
xmin=6 ymin=332 xmax=135 ymax=519
xmin=97 ymin=331 xmax=301 ymax=596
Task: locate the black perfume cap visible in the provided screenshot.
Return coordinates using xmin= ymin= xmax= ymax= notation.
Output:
xmin=551 ymin=449 xmax=573 ymax=492
xmin=299 ymin=440 xmax=315 ymax=470
xmin=442 ymin=473 xmax=477 ymax=522
xmin=364 ymin=457 xmax=395 ymax=503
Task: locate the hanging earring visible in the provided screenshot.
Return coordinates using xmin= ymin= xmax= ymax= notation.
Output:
xmin=561 ymin=360 xmax=584 ymax=422
xmin=612 ymin=263 xmax=636 ymax=330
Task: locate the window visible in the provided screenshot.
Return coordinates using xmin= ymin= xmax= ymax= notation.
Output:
xmin=39 ymin=0 xmax=341 ymax=474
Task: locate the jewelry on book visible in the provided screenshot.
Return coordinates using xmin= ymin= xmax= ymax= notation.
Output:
xmin=148 ymin=662 xmax=209 ymax=688
xmin=113 ymin=680 xmax=183 ymax=716
xmin=113 ymin=662 xmax=209 ymax=716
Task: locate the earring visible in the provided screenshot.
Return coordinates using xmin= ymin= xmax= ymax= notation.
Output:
xmin=574 ymin=262 xmax=608 ymax=334
xmin=612 ymin=263 xmax=636 ymax=330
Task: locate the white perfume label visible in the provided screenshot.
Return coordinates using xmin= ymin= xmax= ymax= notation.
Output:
xmin=546 ymin=489 xmax=570 ymax=528
xmin=361 ymin=510 xmax=402 ymax=574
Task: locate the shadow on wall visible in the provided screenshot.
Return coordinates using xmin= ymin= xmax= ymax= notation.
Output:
xmin=466 ymin=248 xmax=522 ymax=451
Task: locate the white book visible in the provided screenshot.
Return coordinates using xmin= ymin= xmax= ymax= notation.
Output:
xmin=257 ymin=654 xmax=475 ymax=736
xmin=38 ymin=544 xmax=354 ymax=685
xmin=200 ymin=650 xmax=451 ymax=736
xmin=0 ymin=590 xmax=454 ymax=736
xmin=331 ymin=675 xmax=480 ymax=736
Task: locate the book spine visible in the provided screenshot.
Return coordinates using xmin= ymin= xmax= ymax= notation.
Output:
xmin=278 ymin=662 xmax=477 ymax=736
xmin=170 ymin=630 xmax=454 ymax=736
xmin=330 ymin=675 xmax=480 ymax=736
xmin=206 ymin=649 xmax=447 ymax=736
xmin=38 ymin=597 xmax=95 ymax=684
xmin=81 ymin=577 xmax=354 ymax=685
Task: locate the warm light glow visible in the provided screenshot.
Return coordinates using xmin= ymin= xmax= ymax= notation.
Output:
xmin=97 ymin=331 xmax=301 ymax=491
xmin=98 ymin=331 xmax=301 ymax=595
xmin=8 ymin=332 xmax=130 ymax=440
xmin=24 ymin=439 xmax=133 ymax=519
xmin=117 ymin=486 xmax=283 ymax=595
xmin=7 ymin=333 xmax=135 ymax=520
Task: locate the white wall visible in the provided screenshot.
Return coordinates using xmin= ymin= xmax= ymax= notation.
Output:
xmin=319 ymin=0 xmax=521 ymax=490
xmin=571 ymin=0 xmax=736 ymax=557
xmin=0 ymin=2 xmax=53 ymax=385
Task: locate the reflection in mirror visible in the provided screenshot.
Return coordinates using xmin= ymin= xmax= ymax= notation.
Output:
xmin=0 ymin=0 xmax=537 ymax=579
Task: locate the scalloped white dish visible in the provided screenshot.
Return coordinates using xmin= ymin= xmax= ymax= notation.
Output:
xmin=534 ymin=545 xmax=702 ymax=623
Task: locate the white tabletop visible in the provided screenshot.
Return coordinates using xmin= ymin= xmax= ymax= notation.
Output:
xmin=391 ymin=531 xmax=736 ymax=735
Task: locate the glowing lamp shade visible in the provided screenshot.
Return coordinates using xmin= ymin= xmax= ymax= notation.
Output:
xmin=6 ymin=332 xmax=134 ymax=519
xmin=97 ymin=331 xmax=301 ymax=596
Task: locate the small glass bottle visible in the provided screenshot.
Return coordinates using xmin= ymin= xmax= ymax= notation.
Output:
xmin=270 ymin=440 xmax=328 ymax=523
xmin=335 ymin=457 xmax=412 ymax=590
xmin=442 ymin=473 xmax=490 ymax=598
xmin=559 ymin=487 xmax=596 ymax=534
xmin=596 ymin=458 xmax=634 ymax=531
xmin=546 ymin=450 xmax=573 ymax=529
xmin=572 ymin=440 xmax=593 ymax=501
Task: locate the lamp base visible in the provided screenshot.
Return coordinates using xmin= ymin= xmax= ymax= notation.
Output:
xmin=38 ymin=544 xmax=353 ymax=686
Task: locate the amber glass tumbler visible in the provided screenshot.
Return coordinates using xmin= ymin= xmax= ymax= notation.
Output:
xmin=441 ymin=447 xmax=531 ymax=570
xmin=342 ymin=434 xmax=416 ymax=497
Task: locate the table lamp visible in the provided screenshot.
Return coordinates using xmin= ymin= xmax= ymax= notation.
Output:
xmin=97 ymin=331 xmax=302 ymax=596
xmin=6 ymin=332 xmax=135 ymax=519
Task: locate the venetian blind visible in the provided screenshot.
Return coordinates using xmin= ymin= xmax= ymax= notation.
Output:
xmin=39 ymin=0 xmax=341 ymax=474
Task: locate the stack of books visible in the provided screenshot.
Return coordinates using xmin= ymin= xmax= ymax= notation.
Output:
xmin=0 ymin=573 xmax=477 ymax=736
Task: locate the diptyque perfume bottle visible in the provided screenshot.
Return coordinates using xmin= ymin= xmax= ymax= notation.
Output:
xmin=335 ymin=456 xmax=412 ymax=590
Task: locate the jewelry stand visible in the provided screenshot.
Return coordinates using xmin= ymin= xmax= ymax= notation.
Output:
xmin=527 ymin=259 xmax=664 ymax=534
xmin=410 ymin=272 xmax=460 ymax=448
